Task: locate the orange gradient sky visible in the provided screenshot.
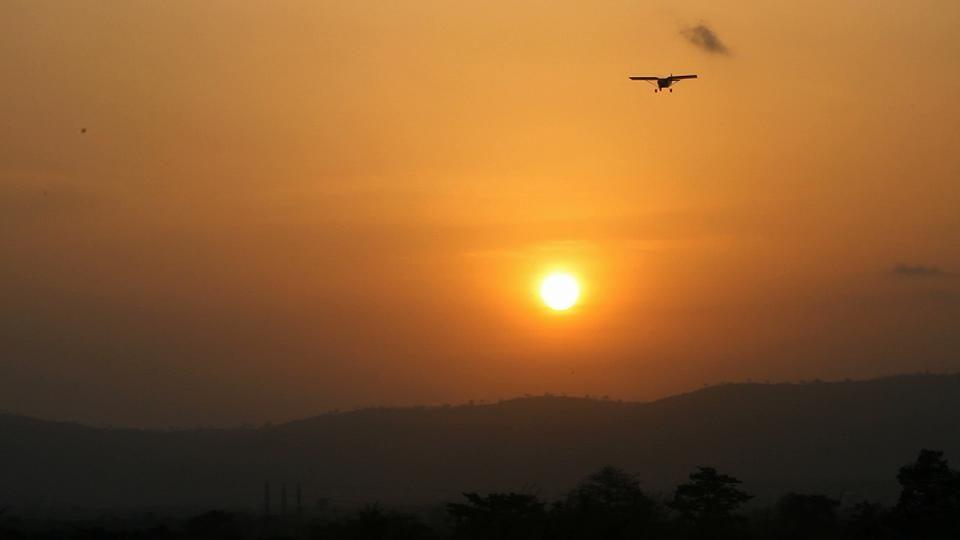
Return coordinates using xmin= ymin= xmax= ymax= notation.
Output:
xmin=1 ymin=0 xmax=959 ymax=426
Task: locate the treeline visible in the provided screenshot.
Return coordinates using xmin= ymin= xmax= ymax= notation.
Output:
xmin=2 ymin=449 xmax=960 ymax=539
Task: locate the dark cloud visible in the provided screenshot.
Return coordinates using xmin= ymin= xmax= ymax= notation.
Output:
xmin=682 ymin=24 xmax=730 ymax=55
xmin=892 ymin=263 xmax=948 ymax=278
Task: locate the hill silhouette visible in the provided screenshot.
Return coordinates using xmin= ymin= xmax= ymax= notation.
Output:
xmin=2 ymin=374 xmax=960 ymax=511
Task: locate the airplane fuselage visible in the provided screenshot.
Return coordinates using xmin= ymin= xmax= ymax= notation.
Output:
xmin=629 ymin=73 xmax=696 ymax=93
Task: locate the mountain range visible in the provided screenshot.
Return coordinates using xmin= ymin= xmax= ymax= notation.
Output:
xmin=3 ymin=374 xmax=960 ymax=511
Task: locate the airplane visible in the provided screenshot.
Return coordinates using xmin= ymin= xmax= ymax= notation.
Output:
xmin=629 ymin=73 xmax=698 ymax=93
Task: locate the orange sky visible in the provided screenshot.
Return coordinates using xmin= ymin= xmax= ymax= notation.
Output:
xmin=1 ymin=0 xmax=959 ymax=427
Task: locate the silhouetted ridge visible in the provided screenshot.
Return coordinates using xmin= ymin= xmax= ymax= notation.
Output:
xmin=1 ymin=374 xmax=959 ymax=509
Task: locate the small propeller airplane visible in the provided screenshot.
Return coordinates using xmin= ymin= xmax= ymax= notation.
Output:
xmin=629 ymin=73 xmax=698 ymax=93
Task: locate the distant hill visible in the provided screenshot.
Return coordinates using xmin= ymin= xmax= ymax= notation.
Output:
xmin=2 ymin=374 xmax=960 ymax=511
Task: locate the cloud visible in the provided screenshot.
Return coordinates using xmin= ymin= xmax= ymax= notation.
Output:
xmin=681 ymin=24 xmax=730 ymax=55
xmin=892 ymin=263 xmax=948 ymax=278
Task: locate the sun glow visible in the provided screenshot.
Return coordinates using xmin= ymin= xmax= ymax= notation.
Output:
xmin=540 ymin=272 xmax=580 ymax=311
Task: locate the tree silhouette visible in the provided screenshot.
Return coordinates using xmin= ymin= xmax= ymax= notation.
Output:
xmin=669 ymin=466 xmax=752 ymax=537
xmin=895 ymin=449 xmax=960 ymax=538
xmin=183 ymin=510 xmax=241 ymax=540
xmin=320 ymin=504 xmax=435 ymax=540
xmin=847 ymin=501 xmax=894 ymax=540
xmin=554 ymin=466 xmax=661 ymax=539
xmin=447 ymin=492 xmax=546 ymax=540
xmin=775 ymin=493 xmax=841 ymax=539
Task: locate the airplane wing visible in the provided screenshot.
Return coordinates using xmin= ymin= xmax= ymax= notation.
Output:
xmin=628 ymin=76 xmax=658 ymax=80
xmin=670 ymin=75 xmax=698 ymax=80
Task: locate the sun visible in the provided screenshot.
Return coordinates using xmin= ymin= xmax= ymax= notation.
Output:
xmin=540 ymin=272 xmax=580 ymax=311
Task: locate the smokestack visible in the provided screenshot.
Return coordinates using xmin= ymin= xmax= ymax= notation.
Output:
xmin=297 ymin=483 xmax=302 ymax=518
xmin=281 ymin=483 xmax=288 ymax=516
xmin=264 ymin=482 xmax=270 ymax=517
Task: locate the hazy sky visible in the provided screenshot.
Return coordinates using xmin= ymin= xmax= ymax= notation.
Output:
xmin=2 ymin=0 xmax=958 ymax=427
